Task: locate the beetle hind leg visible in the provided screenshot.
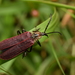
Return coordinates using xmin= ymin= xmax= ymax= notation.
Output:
xmin=22 ymin=46 xmax=33 ymax=58
xmin=27 ymin=46 xmax=33 ymax=52
xmin=22 ymin=51 xmax=27 ymax=58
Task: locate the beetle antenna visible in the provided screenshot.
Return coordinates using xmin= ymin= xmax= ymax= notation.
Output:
xmin=44 ymin=14 xmax=52 ymax=33
xmin=45 ymin=32 xmax=62 ymax=35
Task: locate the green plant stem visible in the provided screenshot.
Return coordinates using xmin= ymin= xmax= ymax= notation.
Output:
xmin=0 ymin=67 xmax=12 ymax=75
xmin=60 ymin=8 xmax=75 ymax=18
xmin=49 ymin=39 xmax=66 ymax=75
xmin=23 ymin=0 xmax=75 ymax=10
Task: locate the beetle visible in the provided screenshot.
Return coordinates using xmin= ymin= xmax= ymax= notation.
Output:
xmin=0 ymin=15 xmax=61 ymax=60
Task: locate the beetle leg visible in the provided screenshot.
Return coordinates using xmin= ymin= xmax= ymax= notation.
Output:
xmin=22 ymin=46 xmax=33 ymax=58
xmin=33 ymin=28 xmax=40 ymax=32
xmin=30 ymin=46 xmax=33 ymax=52
xmin=17 ymin=30 xmax=21 ymax=35
xmin=27 ymin=46 xmax=33 ymax=52
xmin=22 ymin=51 xmax=27 ymax=58
xmin=22 ymin=29 xmax=26 ymax=33
xmin=37 ymin=40 xmax=41 ymax=47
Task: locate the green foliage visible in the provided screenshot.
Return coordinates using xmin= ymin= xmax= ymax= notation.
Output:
xmin=0 ymin=0 xmax=75 ymax=75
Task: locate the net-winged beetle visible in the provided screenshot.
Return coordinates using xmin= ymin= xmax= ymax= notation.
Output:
xmin=0 ymin=15 xmax=61 ymax=60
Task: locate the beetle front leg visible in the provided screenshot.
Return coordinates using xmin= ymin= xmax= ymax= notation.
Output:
xmin=33 ymin=28 xmax=40 ymax=32
xmin=37 ymin=40 xmax=41 ymax=47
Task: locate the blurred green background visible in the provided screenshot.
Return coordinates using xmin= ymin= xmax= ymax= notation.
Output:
xmin=0 ymin=0 xmax=75 ymax=75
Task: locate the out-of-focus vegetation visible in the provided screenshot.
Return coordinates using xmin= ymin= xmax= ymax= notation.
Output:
xmin=0 ymin=0 xmax=75 ymax=75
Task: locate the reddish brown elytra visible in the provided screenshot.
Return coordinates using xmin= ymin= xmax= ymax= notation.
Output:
xmin=0 ymin=15 xmax=61 ymax=60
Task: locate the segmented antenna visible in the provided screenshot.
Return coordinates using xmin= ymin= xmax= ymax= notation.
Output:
xmin=44 ymin=14 xmax=52 ymax=33
xmin=46 ymin=32 xmax=62 ymax=35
